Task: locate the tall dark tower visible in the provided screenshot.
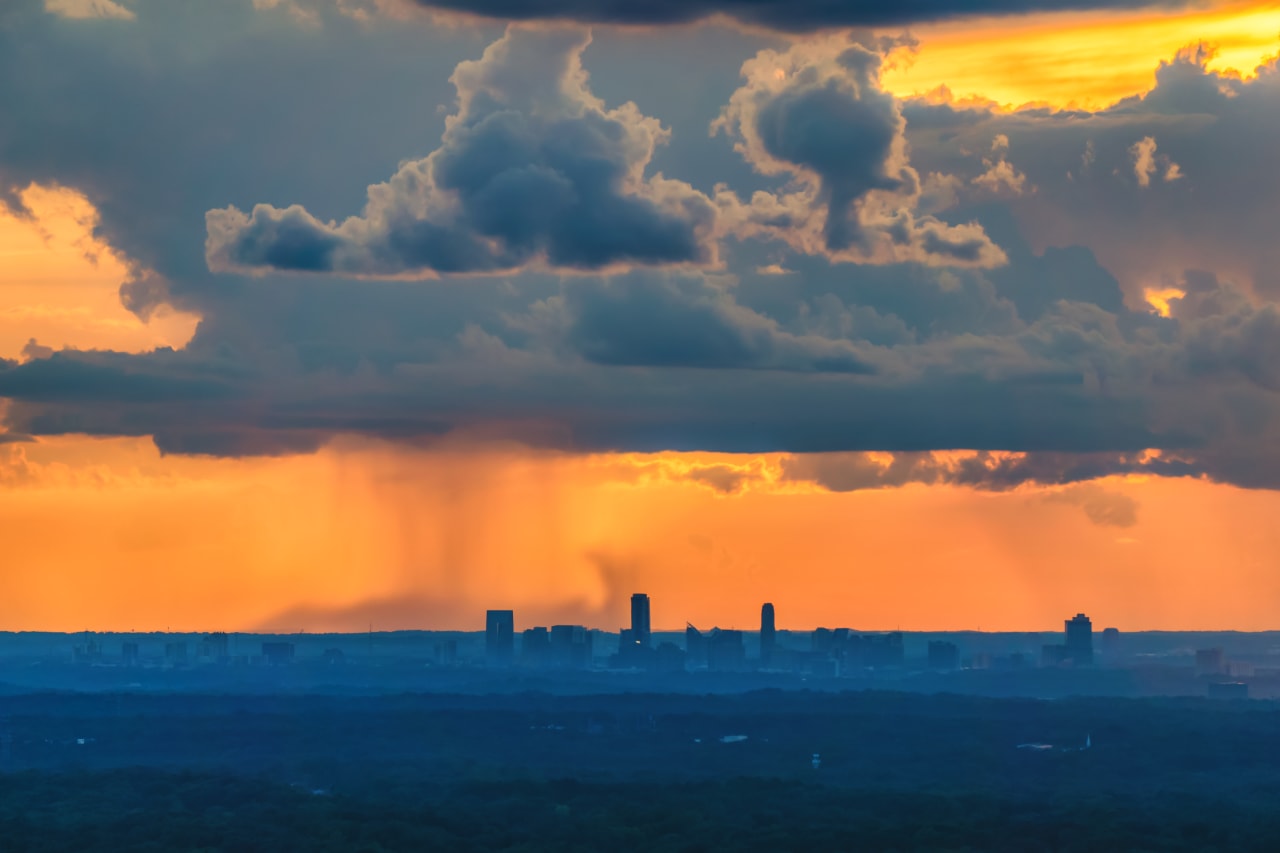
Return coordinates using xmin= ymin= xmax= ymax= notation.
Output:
xmin=631 ymin=593 xmax=651 ymax=648
xmin=1065 ymin=613 xmax=1093 ymax=665
xmin=760 ymin=603 xmax=777 ymax=666
xmin=485 ymin=610 xmax=514 ymax=665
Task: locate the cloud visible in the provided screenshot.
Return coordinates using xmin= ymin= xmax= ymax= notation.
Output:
xmin=403 ymin=0 xmax=1187 ymax=32
xmin=10 ymin=4 xmax=1280 ymax=499
xmin=1044 ymin=483 xmax=1138 ymax=527
xmin=532 ymin=270 xmax=878 ymax=373
xmin=1130 ymin=135 xmax=1157 ymax=187
xmin=780 ymin=451 xmax=1143 ymax=526
xmin=973 ymin=135 xmax=1027 ymax=195
xmin=779 ymin=449 xmax=1162 ymax=493
xmin=713 ymin=37 xmax=1005 ymax=267
xmin=205 ymin=25 xmax=717 ymax=277
xmin=44 ymin=0 xmax=134 ymax=20
xmin=903 ymin=46 xmax=1270 ymax=299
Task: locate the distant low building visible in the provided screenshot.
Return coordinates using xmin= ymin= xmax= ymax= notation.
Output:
xmin=707 ymin=629 xmax=746 ymax=672
xmin=164 ymin=641 xmax=188 ymax=664
xmin=1196 ymin=648 xmax=1226 ymax=677
xmin=434 ymin=639 xmax=458 ymax=665
xmin=200 ymin=632 xmax=230 ymax=662
xmin=549 ymin=624 xmax=593 ymax=670
xmin=73 ymin=636 xmax=102 ymax=664
xmin=1208 ymin=681 xmax=1248 ymax=700
xmin=927 ymin=641 xmax=959 ymax=670
xmin=261 ymin=641 xmax=295 ymax=665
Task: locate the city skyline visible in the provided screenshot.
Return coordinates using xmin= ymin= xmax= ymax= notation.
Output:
xmin=4 ymin=1 xmax=1280 ymax=633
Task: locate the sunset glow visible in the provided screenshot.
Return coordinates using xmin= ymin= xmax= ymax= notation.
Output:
xmin=882 ymin=2 xmax=1280 ymax=108
xmin=4 ymin=0 xmax=1280 ymax=635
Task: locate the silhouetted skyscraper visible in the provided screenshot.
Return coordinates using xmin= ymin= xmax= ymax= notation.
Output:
xmin=1065 ymin=613 xmax=1093 ymax=665
xmin=760 ymin=603 xmax=776 ymax=666
xmin=486 ymin=609 xmax=514 ymax=665
xmin=631 ymin=593 xmax=651 ymax=648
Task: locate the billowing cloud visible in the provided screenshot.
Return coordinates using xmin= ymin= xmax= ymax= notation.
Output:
xmin=713 ymin=37 xmax=1005 ymax=267
xmin=206 ymin=26 xmax=718 ymax=277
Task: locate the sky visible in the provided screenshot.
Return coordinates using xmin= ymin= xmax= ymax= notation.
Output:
xmin=3 ymin=0 xmax=1280 ymax=633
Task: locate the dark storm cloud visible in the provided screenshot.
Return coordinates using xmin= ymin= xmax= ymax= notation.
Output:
xmin=407 ymin=0 xmax=1184 ymax=32
xmin=206 ymin=26 xmax=717 ymax=277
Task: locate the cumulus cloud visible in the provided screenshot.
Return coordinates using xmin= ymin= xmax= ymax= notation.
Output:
xmin=713 ymin=37 xmax=1006 ymax=267
xmin=206 ymin=26 xmax=718 ymax=277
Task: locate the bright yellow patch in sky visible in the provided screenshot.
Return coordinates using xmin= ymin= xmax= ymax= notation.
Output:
xmin=1144 ymin=287 xmax=1187 ymax=317
xmin=882 ymin=2 xmax=1280 ymax=109
xmin=0 ymin=184 xmax=199 ymax=360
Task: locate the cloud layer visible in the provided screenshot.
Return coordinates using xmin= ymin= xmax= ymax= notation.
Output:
xmin=6 ymin=3 xmax=1280 ymax=498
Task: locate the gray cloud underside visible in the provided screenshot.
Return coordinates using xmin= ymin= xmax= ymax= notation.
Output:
xmin=4 ymin=2 xmax=1280 ymax=493
xmin=409 ymin=0 xmax=1184 ymax=31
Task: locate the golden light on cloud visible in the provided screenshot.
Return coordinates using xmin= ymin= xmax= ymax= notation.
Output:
xmin=882 ymin=2 xmax=1280 ymax=109
xmin=0 ymin=184 xmax=199 ymax=360
xmin=1144 ymin=286 xmax=1187 ymax=317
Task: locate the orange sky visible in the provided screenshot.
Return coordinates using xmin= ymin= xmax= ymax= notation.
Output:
xmin=880 ymin=1 xmax=1280 ymax=109
xmin=4 ymin=7 xmax=1280 ymax=633
xmin=1 ymin=433 xmax=1278 ymax=632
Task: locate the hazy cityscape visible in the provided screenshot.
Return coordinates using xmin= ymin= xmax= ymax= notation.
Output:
xmin=0 ymin=597 xmax=1272 ymax=702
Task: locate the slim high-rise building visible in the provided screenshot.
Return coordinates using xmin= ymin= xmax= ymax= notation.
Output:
xmin=760 ymin=603 xmax=776 ymax=666
xmin=486 ymin=609 xmax=515 ymax=665
xmin=631 ymin=593 xmax=651 ymax=648
xmin=1065 ymin=613 xmax=1093 ymax=665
